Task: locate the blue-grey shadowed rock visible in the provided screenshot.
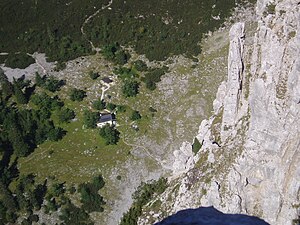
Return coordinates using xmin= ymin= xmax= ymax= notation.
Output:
xmin=154 ymin=207 xmax=270 ymax=225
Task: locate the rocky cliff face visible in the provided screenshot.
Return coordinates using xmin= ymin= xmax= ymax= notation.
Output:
xmin=140 ymin=0 xmax=300 ymax=224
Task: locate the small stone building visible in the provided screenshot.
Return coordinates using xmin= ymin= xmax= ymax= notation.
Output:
xmin=97 ymin=113 xmax=115 ymax=127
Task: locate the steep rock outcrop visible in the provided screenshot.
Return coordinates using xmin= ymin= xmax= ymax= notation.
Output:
xmin=183 ymin=0 xmax=299 ymax=223
xmin=140 ymin=0 xmax=300 ymax=224
xmin=172 ymin=142 xmax=195 ymax=175
xmin=222 ymin=22 xmax=245 ymax=136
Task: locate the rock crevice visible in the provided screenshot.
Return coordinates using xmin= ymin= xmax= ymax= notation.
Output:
xmin=222 ymin=22 xmax=245 ymax=135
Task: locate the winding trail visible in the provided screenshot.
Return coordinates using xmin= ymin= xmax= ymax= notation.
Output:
xmin=80 ymin=0 xmax=113 ymax=52
xmin=27 ymin=53 xmax=47 ymax=74
xmin=101 ymin=83 xmax=110 ymax=100
xmin=122 ymin=138 xmax=168 ymax=169
xmin=18 ymin=143 xmax=54 ymax=166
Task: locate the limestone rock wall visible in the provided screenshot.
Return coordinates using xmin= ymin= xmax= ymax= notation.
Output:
xmin=222 ymin=22 xmax=245 ymax=134
xmin=141 ymin=0 xmax=300 ymax=224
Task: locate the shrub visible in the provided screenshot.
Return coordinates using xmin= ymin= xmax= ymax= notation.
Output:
xmin=14 ymin=84 xmax=28 ymax=104
xmin=133 ymin=60 xmax=148 ymax=72
xmin=116 ymin=105 xmax=127 ymax=113
xmin=69 ymin=88 xmax=86 ymax=101
xmin=142 ymin=67 xmax=168 ymax=90
xmin=35 ymin=74 xmax=65 ymax=92
xmin=28 ymin=214 xmax=39 ymax=223
xmin=35 ymin=72 xmax=44 ymax=86
xmin=43 ymin=76 xmax=64 ymax=92
xmin=83 ymin=110 xmax=99 ymax=129
xmin=47 ymin=127 xmax=65 ymax=141
xmin=89 ymin=71 xmax=99 ymax=80
xmin=267 ymin=3 xmax=276 ymax=14
xmin=92 ymin=175 xmax=105 ymax=190
xmin=57 ymin=108 xmax=75 ymax=123
xmin=92 ymin=99 xmax=106 ymax=110
xmin=130 ymin=111 xmax=141 ymax=121
xmin=78 ymin=175 xmax=106 ymax=213
xmin=149 ymin=107 xmax=157 ymax=117
xmin=115 ymin=50 xmax=130 ymax=65
xmin=106 ymin=102 xmax=116 ymax=111
xmin=5 ymin=53 xmax=35 ymax=69
xmin=59 ymin=200 xmax=92 ymax=225
xmin=68 ymin=186 xmax=76 ymax=195
xmin=122 ymin=80 xmax=139 ymax=97
xmin=99 ymin=124 xmax=120 ymax=145
xmin=120 ymin=178 xmax=168 ymax=225
xmin=102 ymin=43 xmax=130 ymax=65
xmin=192 ymin=137 xmax=202 ymax=154
xmin=54 ymin=62 xmax=66 ymax=71
xmin=114 ymin=66 xmax=138 ymax=80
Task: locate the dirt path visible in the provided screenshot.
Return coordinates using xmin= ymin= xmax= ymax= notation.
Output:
xmin=80 ymin=0 xmax=113 ymax=52
xmin=122 ymin=138 xmax=169 ymax=169
xmin=18 ymin=143 xmax=54 ymax=167
xmin=101 ymin=83 xmax=110 ymax=100
xmin=27 ymin=53 xmax=47 ymax=74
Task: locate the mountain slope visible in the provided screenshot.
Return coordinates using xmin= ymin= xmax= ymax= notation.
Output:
xmin=139 ymin=0 xmax=300 ymax=224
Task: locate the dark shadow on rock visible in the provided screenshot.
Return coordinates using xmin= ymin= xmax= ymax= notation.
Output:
xmin=154 ymin=206 xmax=270 ymax=225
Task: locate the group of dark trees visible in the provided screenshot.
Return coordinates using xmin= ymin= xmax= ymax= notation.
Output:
xmin=0 ymin=68 xmax=110 ymax=223
xmin=0 ymin=160 xmax=105 ymax=224
xmin=114 ymin=66 xmax=140 ymax=97
xmin=78 ymin=175 xmax=106 ymax=212
xmin=120 ymin=178 xmax=168 ymax=225
xmin=70 ymin=88 xmax=86 ymax=101
xmin=89 ymin=71 xmax=100 ymax=80
xmin=0 ymin=0 xmax=111 ymax=68
xmin=0 ymin=0 xmax=252 ymax=70
xmin=43 ymin=175 xmax=106 ymax=225
xmin=4 ymin=53 xmax=35 ymax=69
xmin=59 ymin=199 xmax=93 ymax=225
xmin=106 ymin=102 xmax=116 ymax=111
xmin=141 ymin=67 xmax=168 ymax=91
xmin=0 ymin=72 xmax=29 ymax=104
xmin=57 ymin=108 xmax=76 ymax=124
xmin=114 ymin=67 xmax=138 ymax=81
xmin=92 ymin=99 xmax=106 ymax=111
xmin=122 ymin=80 xmax=140 ymax=97
xmin=0 ymin=72 xmax=66 ymax=158
xmin=114 ymin=62 xmax=168 ymax=97
xmin=0 ymin=174 xmax=46 ymax=224
xmin=35 ymin=73 xmax=65 ymax=92
xmin=83 ymin=110 xmax=99 ymax=129
xmin=133 ymin=60 xmax=148 ymax=72
xmin=99 ymin=125 xmax=120 ymax=145
xmin=86 ymin=0 xmax=242 ymax=61
xmin=92 ymin=99 xmax=117 ymax=112
xmin=31 ymin=92 xmax=63 ymax=111
xmin=43 ymin=181 xmax=91 ymax=224
xmin=102 ymin=43 xmax=131 ymax=65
